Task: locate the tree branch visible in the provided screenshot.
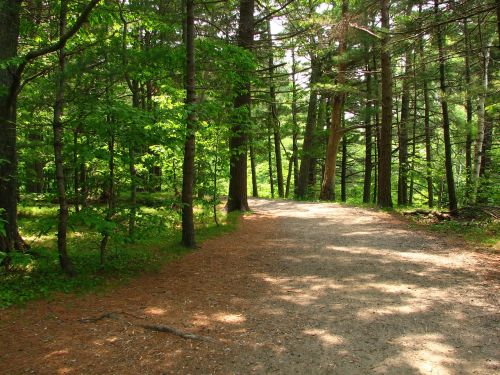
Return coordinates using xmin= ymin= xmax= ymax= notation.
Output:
xmin=254 ymin=0 xmax=295 ymax=26
xmin=18 ymin=0 xmax=101 ymax=72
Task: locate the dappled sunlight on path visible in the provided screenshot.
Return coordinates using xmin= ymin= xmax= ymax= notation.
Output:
xmin=1 ymin=198 xmax=498 ymax=374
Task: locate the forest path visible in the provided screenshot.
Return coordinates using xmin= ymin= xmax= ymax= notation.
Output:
xmin=1 ymin=199 xmax=499 ymax=374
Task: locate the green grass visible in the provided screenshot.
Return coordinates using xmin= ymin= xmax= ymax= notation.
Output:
xmin=423 ymin=219 xmax=499 ymax=249
xmin=0 ymin=199 xmax=240 ymax=309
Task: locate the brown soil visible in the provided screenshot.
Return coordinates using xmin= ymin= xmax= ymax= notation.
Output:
xmin=1 ymin=199 xmax=499 ymax=374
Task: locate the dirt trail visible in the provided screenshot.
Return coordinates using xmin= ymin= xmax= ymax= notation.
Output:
xmin=1 ymin=199 xmax=499 ymax=374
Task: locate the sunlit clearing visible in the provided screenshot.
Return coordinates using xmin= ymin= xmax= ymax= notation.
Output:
xmin=304 ymin=328 xmax=344 ymax=346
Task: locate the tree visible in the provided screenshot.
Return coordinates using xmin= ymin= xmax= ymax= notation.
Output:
xmin=319 ymin=0 xmax=348 ymax=201
xmin=377 ymin=0 xmax=393 ymax=208
xmin=434 ymin=0 xmax=457 ymax=212
xmin=227 ymin=0 xmax=254 ymax=212
xmin=52 ymin=0 xmax=75 ymax=276
xmin=181 ymin=0 xmax=197 ymax=247
xmin=0 ymin=0 xmax=100 ymax=255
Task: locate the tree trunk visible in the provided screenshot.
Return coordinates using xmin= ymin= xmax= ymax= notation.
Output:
xmin=397 ymin=51 xmax=410 ymax=206
xmin=296 ymin=55 xmax=320 ymax=198
xmin=99 ymin=131 xmax=115 ymax=266
xmin=127 ymin=83 xmax=140 ymax=237
xmin=181 ymin=0 xmax=196 ymax=247
xmin=249 ymin=138 xmax=258 ymax=197
xmin=377 ymin=0 xmax=393 ymax=208
xmin=363 ymin=56 xmax=372 ymax=204
xmin=285 ymin=154 xmax=293 ymax=198
xmin=267 ymin=117 xmax=275 ymax=198
xmin=473 ymin=44 xmax=490 ymax=202
xmin=320 ymin=94 xmax=344 ymax=200
xmin=418 ymin=10 xmax=434 ymax=207
xmin=463 ymin=18 xmax=473 ymax=204
xmin=0 ymin=0 xmax=24 ymax=254
xmin=373 ymin=121 xmax=378 ymax=204
xmin=52 ymin=0 xmax=75 ymax=276
xmin=435 ymin=0 xmax=457 ymax=211
xmin=320 ymin=0 xmax=348 ymax=201
xmin=73 ymin=127 xmax=80 ymax=212
xmin=267 ymin=20 xmax=284 ymax=198
xmin=409 ymin=85 xmax=417 ymax=206
xmin=340 ymin=129 xmax=347 ymax=203
xmin=477 ymin=113 xmax=493 ymax=204
xmin=227 ymin=0 xmax=254 ymax=212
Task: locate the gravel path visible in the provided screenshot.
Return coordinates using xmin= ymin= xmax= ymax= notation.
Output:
xmin=1 ymin=199 xmax=498 ymax=374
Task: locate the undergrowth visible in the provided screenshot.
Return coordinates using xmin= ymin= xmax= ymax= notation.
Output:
xmin=423 ymin=219 xmax=499 ymax=249
xmin=0 ymin=198 xmax=239 ymax=309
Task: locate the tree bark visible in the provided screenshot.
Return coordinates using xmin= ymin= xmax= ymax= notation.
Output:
xmin=296 ymin=55 xmax=320 ymax=198
xmin=52 ymin=0 xmax=75 ymax=276
xmin=249 ymin=138 xmax=258 ymax=197
xmin=473 ymin=42 xmax=490 ymax=202
xmin=397 ymin=51 xmax=410 ymax=206
xmin=267 ymin=115 xmax=275 ymax=198
xmin=418 ymin=6 xmax=434 ymax=207
xmin=181 ymin=0 xmax=196 ymax=247
xmin=0 ymin=0 xmax=22 ymax=254
xmin=340 ymin=129 xmax=347 ymax=203
xmin=408 ymin=83 xmax=417 ymax=206
xmin=320 ymin=94 xmax=344 ymax=200
xmin=320 ymin=0 xmax=348 ymax=201
xmin=363 ymin=55 xmax=373 ymax=204
xmin=463 ymin=18 xmax=473 ymax=204
xmin=267 ymin=20 xmax=284 ymax=198
xmin=435 ymin=0 xmax=457 ymax=212
xmin=286 ymin=48 xmax=299 ymax=198
xmin=377 ymin=0 xmax=393 ymax=208
xmin=99 ymin=128 xmax=115 ymax=266
xmin=227 ymin=0 xmax=254 ymax=212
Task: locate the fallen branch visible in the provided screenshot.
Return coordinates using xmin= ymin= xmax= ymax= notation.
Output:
xmin=79 ymin=312 xmax=121 ymax=323
xmin=139 ymin=323 xmax=213 ymax=341
xmin=79 ymin=311 xmax=212 ymax=341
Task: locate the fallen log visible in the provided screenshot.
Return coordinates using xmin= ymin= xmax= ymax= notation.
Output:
xmin=403 ymin=209 xmax=451 ymax=221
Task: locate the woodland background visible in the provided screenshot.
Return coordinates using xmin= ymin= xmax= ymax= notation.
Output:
xmin=0 ymin=0 xmax=498 ymax=306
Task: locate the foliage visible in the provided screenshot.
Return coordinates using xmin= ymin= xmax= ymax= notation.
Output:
xmin=0 ymin=199 xmax=239 ymax=308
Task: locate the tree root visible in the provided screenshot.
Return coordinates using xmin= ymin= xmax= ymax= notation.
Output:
xmin=79 ymin=311 xmax=212 ymax=341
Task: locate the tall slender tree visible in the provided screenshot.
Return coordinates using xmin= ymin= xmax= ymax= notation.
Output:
xmin=435 ymin=0 xmax=457 ymax=211
xmin=181 ymin=0 xmax=196 ymax=247
xmin=377 ymin=0 xmax=393 ymax=208
xmin=52 ymin=0 xmax=75 ymax=276
xmin=227 ymin=0 xmax=254 ymax=212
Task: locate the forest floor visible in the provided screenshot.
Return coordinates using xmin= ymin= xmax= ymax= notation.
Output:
xmin=1 ymin=198 xmax=499 ymax=375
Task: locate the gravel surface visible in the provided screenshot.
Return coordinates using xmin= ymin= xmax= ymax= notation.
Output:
xmin=1 ymin=198 xmax=498 ymax=374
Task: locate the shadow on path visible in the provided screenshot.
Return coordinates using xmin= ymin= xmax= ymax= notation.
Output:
xmin=1 ymin=198 xmax=498 ymax=374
